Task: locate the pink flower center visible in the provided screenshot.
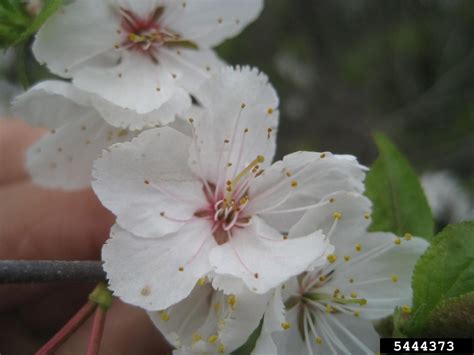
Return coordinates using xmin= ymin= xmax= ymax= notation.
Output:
xmin=119 ymin=7 xmax=178 ymax=60
xmin=195 ymin=155 xmax=265 ymax=245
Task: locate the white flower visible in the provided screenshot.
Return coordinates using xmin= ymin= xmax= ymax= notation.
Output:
xmin=148 ymin=278 xmax=269 ymax=354
xmin=254 ymin=193 xmax=429 ymax=355
xmin=94 ymin=67 xmax=367 ymax=311
xmin=33 ymin=0 xmax=263 ymax=127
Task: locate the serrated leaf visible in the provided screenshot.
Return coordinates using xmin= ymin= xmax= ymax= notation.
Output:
xmin=403 ymin=222 xmax=474 ymax=335
xmin=365 ymin=133 xmax=434 ymax=240
xmin=425 ymin=292 xmax=474 ymax=337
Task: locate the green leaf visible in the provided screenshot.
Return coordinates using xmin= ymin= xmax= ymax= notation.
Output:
xmin=424 ymin=292 xmax=474 ymax=337
xmin=365 ymin=133 xmax=434 ymax=240
xmin=231 ymin=319 xmax=263 ymax=355
xmin=402 ymin=222 xmax=474 ymax=335
xmin=13 ymin=0 xmax=62 ymax=46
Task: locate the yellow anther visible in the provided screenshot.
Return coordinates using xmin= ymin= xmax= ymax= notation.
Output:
xmin=344 ymin=255 xmax=351 ymax=262
xmin=286 ymin=171 xmax=292 ymax=177
xmin=327 ymin=254 xmax=337 ymax=263
xmin=350 ymin=292 xmax=358 ymax=298
xmin=349 ymin=278 xmax=354 ymax=283
xmin=213 ymin=303 xmax=221 ymax=313
xmin=320 ymin=153 xmax=326 ymax=159
xmin=128 ymin=33 xmax=145 ymax=42
xmin=188 ymin=117 xmax=194 ymax=123
xmin=319 ymin=276 xmax=326 ymax=282
xmin=329 ymin=198 xmax=335 ymax=203
xmin=140 ymin=285 xmax=151 ymax=296
xmin=160 ymin=311 xmax=170 ymax=321
xmin=267 ymin=107 xmax=274 ymax=114
xmin=402 ymin=304 xmax=412 ymax=314
xmin=404 ymin=233 xmax=413 ymax=241
xmin=218 ymin=344 xmax=225 ymax=353
xmin=239 ymin=195 xmax=249 ymax=206
xmin=391 ymin=274 xmax=399 ymax=283
xmin=178 ymin=267 xmax=184 ymax=272
xmin=192 ymin=333 xmax=202 ymax=344
xmin=364 ymin=212 xmax=370 ymax=220
xmin=225 ymin=156 xmax=265 ymax=203
xmin=197 ymin=277 xmax=207 ymax=286
xmin=117 ymin=129 xmax=128 ymax=137
xmin=315 ymin=337 xmax=323 ymax=344
xmin=394 ymin=238 xmax=401 ymax=245
xmin=291 ymin=180 xmax=298 ymax=188
xmin=283 ymin=234 xmax=288 ymax=240
xmin=227 ymin=295 xmax=237 ymax=310
xmin=355 ymin=243 xmax=362 ymax=252
xmin=208 ymin=335 xmax=219 ymax=344
xmin=325 ymin=304 xmax=334 ymax=313
xmin=241 ymin=103 xmax=246 ymax=109
xmin=360 ymin=298 xmax=367 ymax=306
xmin=281 ymin=322 xmax=291 ymax=330
xmin=354 ymin=310 xmax=360 ymax=317
xmin=333 ymin=212 xmax=343 ymax=220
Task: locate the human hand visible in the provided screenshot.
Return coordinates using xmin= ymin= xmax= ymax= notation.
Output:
xmin=0 ymin=119 xmax=171 ymax=354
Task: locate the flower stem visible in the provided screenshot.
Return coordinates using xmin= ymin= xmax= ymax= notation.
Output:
xmin=35 ymin=301 xmax=97 ymax=355
xmin=86 ymin=307 xmax=108 ymax=355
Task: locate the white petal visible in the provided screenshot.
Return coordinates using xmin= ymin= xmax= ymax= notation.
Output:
xmin=92 ymin=127 xmax=207 ymax=238
xmin=248 ymin=152 xmax=366 ymax=232
xmin=253 ymin=289 xmax=286 ymax=355
xmin=103 ymin=222 xmax=215 ymax=311
xmin=26 ymin=112 xmax=131 ymax=190
xmin=33 ymin=0 xmax=117 ymax=77
xmin=159 ymin=47 xmax=224 ymax=94
xmin=163 ymin=0 xmax=264 ymax=47
xmin=74 ymin=52 xmax=192 ymax=115
xmin=290 ymin=192 xmax=372 ymax=246
xmin=90 ymin=86 xmax=191 ymax=130
xmin=270 ymin=307 xmax=306 ymax=355
xmin=13 ymin=80 xmax=92 ymax=129
xmin=150 ymin=281 xmax=267 ymax=353
xmin=190 ymin=66 xmax=279 ymax=185
xmin=320 ymin=232 xmax=429 ymax=320
xmin=209 ymin=217 xmax=332 ymax=293
xmin=312 ymin=312 xmax=380 ymax=355
xmin=148 ymin=283 xmax=214 ymax=349
xmin=218 ymin=290 xmax=269 ymax=351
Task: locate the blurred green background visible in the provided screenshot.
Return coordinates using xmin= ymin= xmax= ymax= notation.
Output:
xmin=1 ymin=0 xmax=473 ymax=200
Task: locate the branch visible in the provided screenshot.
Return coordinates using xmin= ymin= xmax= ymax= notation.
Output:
xmin=0 ymin=260 xmax=106 ymax=284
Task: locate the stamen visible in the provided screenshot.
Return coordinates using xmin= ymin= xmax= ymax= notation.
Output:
xmin=224 ymin=155 xmax=264 ymax=205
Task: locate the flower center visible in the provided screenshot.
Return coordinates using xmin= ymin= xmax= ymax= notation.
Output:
xmin=195 ymin=155 xmax=265 ymax=245
xmin=119 ymin=7 xmax=197 ymax=61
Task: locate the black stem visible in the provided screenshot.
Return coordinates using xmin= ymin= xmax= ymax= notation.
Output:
xmin=0 ymin=260 xmax=106 ymax=284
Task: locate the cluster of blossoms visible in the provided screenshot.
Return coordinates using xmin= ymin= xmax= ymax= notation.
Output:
xmin=14 ymin=0 xmax=428 ymax=354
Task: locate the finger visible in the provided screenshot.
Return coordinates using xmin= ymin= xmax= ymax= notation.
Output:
xmin=57 ymin=299 xmax=171 ymax=355
xmin=0 ymin=183 xmax=114 ymax=260
xmin=0 ymin=183 xmax=114 ymax=310
xmin=0 ymin=119 xmax=45 ymax=185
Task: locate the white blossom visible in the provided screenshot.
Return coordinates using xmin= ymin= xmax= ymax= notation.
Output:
xmin=149 ymin=278 xmax=269 ymax=354
xmin=94 ymin=67 xmax=367 ymax=311
xmin=254 ymin=193 xmax=429 ymax=355
xmin=32 ymin=0 xmax=264 ymax=128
